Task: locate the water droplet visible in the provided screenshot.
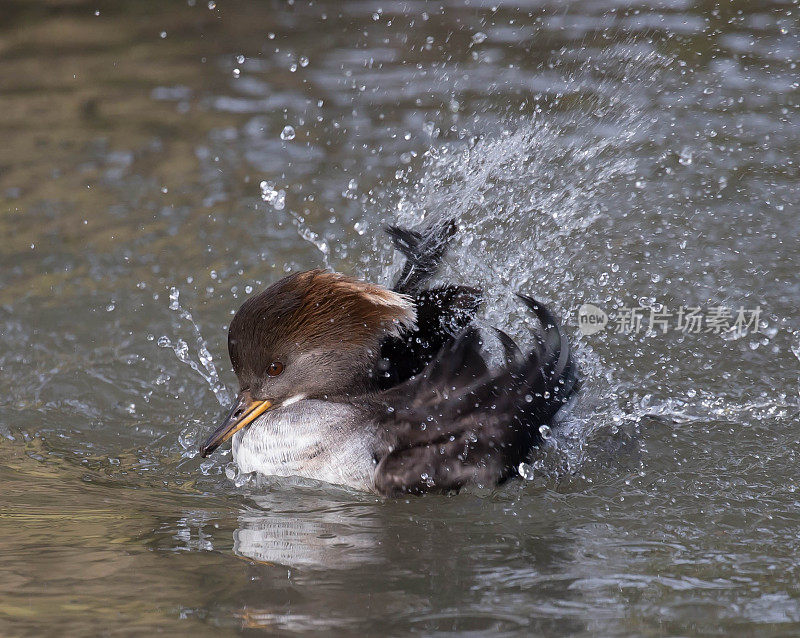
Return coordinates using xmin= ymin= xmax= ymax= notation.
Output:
xmin=471 ymin=31 xmax=487 ymax=44
xmin=280 ymin=125 xmax=296 ymax=141
xmin=299 ymin=56 xmax=309 ymax=67
xmin=175 ymin=339 xmax=189 ymax=359
xmin=538 ymin=424 xmax=552 ymax=439
xmin=259 ymin=180 xmax=286 ymax=210
xmin=518 ymin=462 xmax=535 ymax=480
xmin=199 ymin=459 xmax=215 ymax=475
xmin=198 ymin=346 xmax=213 ymax=368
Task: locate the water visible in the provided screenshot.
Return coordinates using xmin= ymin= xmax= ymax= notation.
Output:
xmin=1 ymin=0 xmax=799 ymax=634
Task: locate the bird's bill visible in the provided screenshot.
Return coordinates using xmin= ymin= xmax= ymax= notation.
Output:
xmin=199 ymin=394 xmax=272 ymax=457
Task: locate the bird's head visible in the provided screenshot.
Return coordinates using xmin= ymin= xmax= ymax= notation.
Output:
xmin=199 ymin=269 xmax=416 ymax=456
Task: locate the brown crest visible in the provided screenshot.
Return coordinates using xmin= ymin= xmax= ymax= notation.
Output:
xmin=228 ymin=270 xmax=416 ymax=377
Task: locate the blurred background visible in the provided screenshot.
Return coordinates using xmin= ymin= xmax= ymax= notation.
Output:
xmin=1 ymin=0 xmax=798 ymax=635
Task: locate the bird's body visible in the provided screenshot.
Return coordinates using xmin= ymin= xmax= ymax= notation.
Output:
xmin=232 ymin=399 xmax=375 ymax=490
xmin=200 ymin=220 xmax=579 ymax=496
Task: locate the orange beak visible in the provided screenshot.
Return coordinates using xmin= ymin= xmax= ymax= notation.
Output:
xmin=199 ymin=393 xmax=273 ymax=457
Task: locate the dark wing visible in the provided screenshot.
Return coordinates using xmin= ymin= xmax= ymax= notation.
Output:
xmin=369 ymin=296 xmax=579 ymax=496
xmin=375 ymin=286 xmax=481 ymax=388
xmin=388 ymin=219 xmax=456 ymax=294
xmin=374 ymin=220 xmax=482 ymax=388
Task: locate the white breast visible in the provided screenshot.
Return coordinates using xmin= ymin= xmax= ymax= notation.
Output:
xmin=231 ymin=400 xmax=376 ymax=491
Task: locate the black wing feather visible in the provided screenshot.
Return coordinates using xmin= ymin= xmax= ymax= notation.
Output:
xmin=388 ymin=219 xmax=456 ymax=294
xmin=493 ymin=328 xmax=523 ymax=367
xmin=374 ymin=219 xmax=482 ymax=388
xmin=371 ymin=297 xmax=578 ymax=496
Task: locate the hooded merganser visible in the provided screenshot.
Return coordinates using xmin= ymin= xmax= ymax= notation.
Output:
xmin=199 ymin=222 xmax=578 ymax=496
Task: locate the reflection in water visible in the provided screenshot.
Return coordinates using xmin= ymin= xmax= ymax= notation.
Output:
xmin=225 ymin=485 xmax=584 ymax=634
xmin=234 ymin=492 xmax=383 ymax=570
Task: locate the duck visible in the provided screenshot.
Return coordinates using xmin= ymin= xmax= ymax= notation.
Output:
xmin=199 ymin=220 xmax=579 ymax=496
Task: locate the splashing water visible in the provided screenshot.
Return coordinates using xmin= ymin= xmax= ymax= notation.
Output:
xmin=260 ymin=178 xmax=332 ymax=267
xmin=363 ymin=45 xmax=798 ymax=485
xmin=792 ymin=331 xmax=800 ymax=365
xmin=288 ymin=210 xmax=332 ymax=269
xmin=158 ymin=287 xmax=232 ymax=408
xmin=388 ymin=49 xmax=664 ymax=312
xmin=367 ymin=51 xmax=674 ymax=480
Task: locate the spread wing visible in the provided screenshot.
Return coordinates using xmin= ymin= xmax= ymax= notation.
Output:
xmin=368 ymin=296 xmax=579 ymax=496
xmin=387 ymin=220 xmax=455 ymax=295
xmin=374 ymin=220 xmax=482 ymax=388
xmin=375 ymin=285 xmax=481 ymax=388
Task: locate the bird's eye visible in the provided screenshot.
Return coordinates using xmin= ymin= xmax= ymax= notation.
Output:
xmin=267 ymin=361 xmax=284 ymax=377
